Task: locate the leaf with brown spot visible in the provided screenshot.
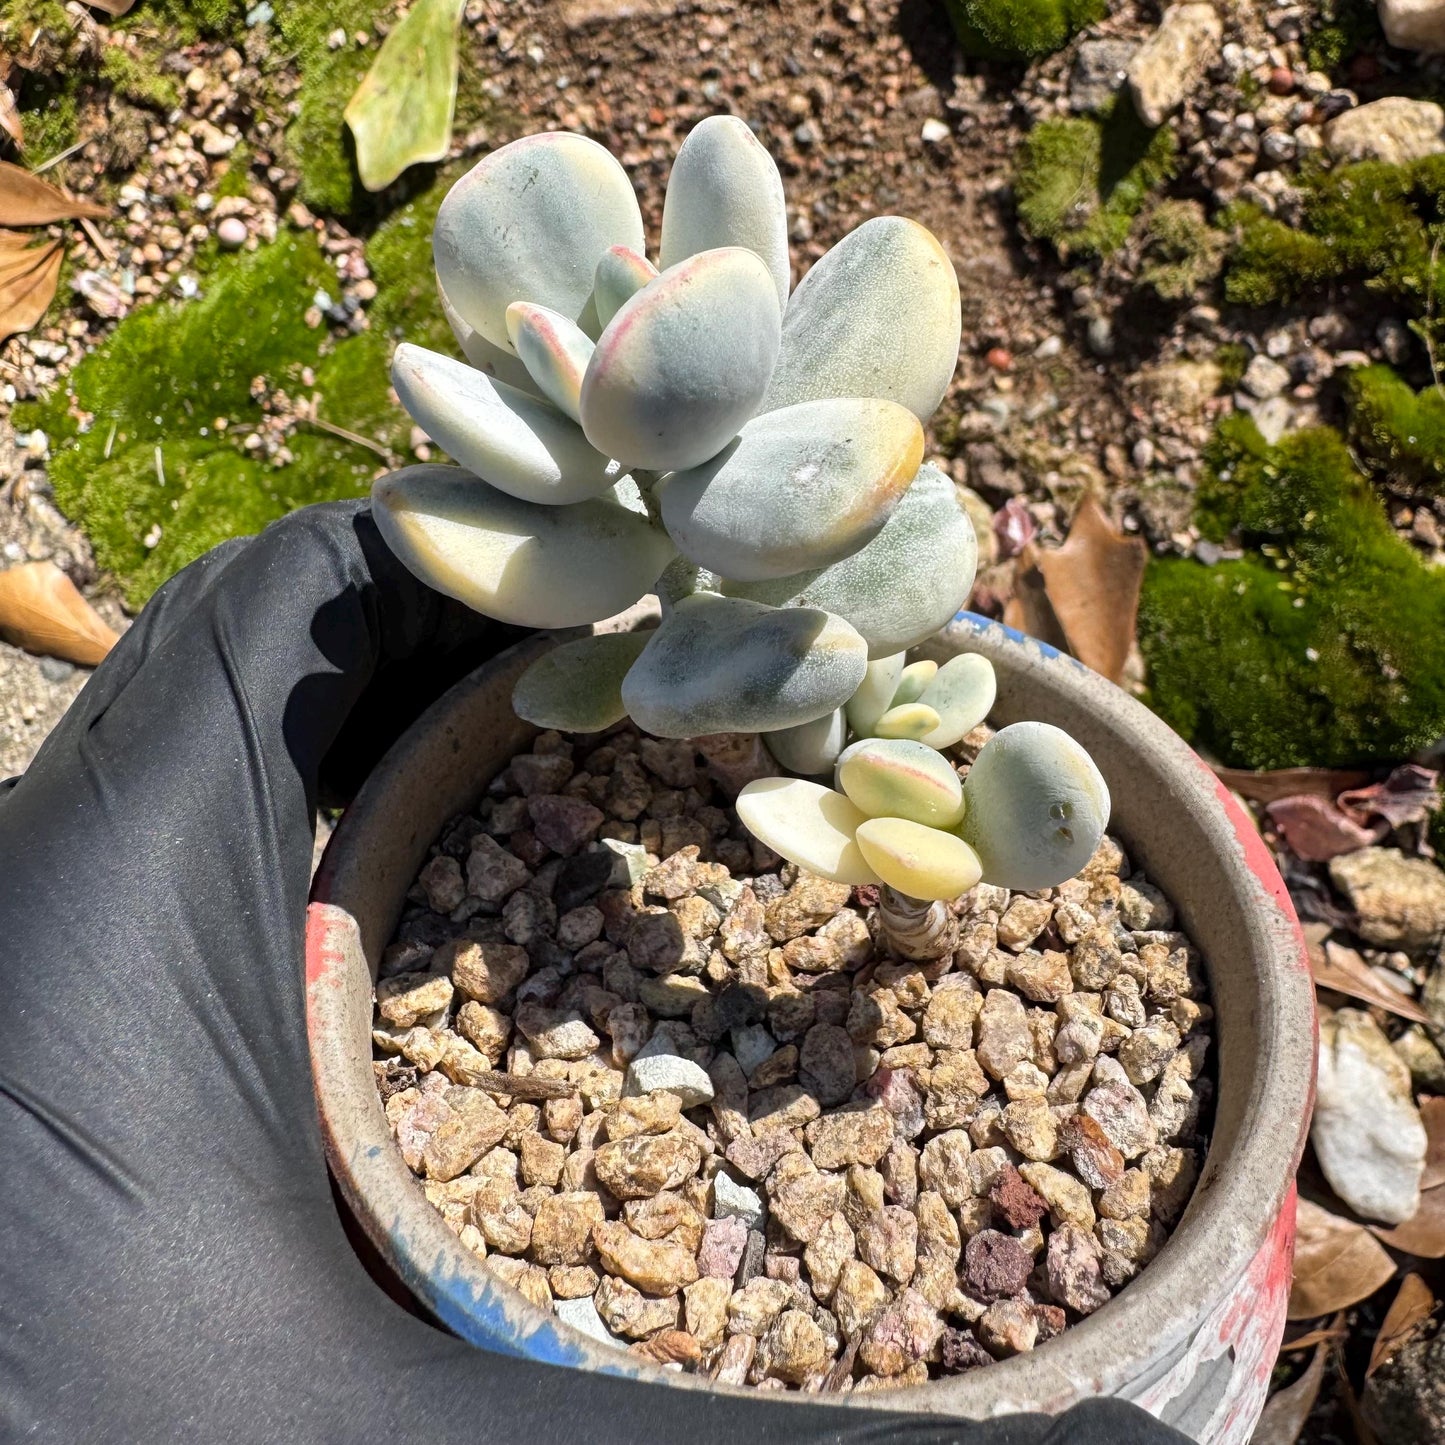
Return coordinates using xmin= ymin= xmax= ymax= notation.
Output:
xmin=1033 ymin=494 xmax=1147 ymax=684
xmin=0 ymin=233 xmax=62 ymax=344
xmin=0 ymin=561 xmax=119 ymax=666
xmin=1289 ymin=1197 xmax=1397 ymax=1320
xmin=1250 ymin=1327 xmax=1332 ymax=1445
xmin=1309 ymin=939 xmax=1434 ymax=1025
xmin=1369 ymin=1182 xmax=1445 ymax=1259
xmin=1366 ymin=1273 xmax=1437 ymax=1379
xmin=0 ymin=159 xmax=109 ymax=224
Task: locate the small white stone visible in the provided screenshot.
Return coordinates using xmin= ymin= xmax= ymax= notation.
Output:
xmin=216 ymin=216 xmax=248 ymax=250
xmin=730 ymin=1023 xmax=778 ymax=1077
xmin=600 ymin=838 xmax=650 ymax=887
xmin=713 ymin=1172 xmax=765 ymax=1229
xmin=555 ymin=1295 xmax=623 ymax=1346
xmin=1241 ymin=354 xmax=1289 ymax=400
xmin=921 ymin=118 xmax=951 ymax=145
xmin=625 ymin=1051 xmax=716 ymax=1107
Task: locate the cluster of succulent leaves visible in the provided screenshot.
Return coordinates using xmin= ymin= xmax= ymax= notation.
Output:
xmin=374 ymin=117 xmax=977 ymax=749
xmin=1140 ymin=415 xmax=1445 ymax=770
xmin=944 ymin=0 xmax=1108 ymax=61
xmin=1013 ymin=106 xmax=1178 ymax=262
xmin=738 ymin=652 xmax=1111 ymax=902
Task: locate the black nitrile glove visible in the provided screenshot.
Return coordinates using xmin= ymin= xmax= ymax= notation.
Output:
xmin=0 ymin=501 xmax=1189 ymax=1444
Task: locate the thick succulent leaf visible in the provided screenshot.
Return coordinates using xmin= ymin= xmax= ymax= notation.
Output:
xmin=437 ymin=273 xmax=543 ymax=395
xmin=959 ymin=722 xmax=1111 ymax=890
xmin=891 ymin=660 xmax=937 ymax=707
xmin=580 ymin=247 xmax=781 ymax=472
xmin=392 ymin=343 xmax=620 ymax=505
xmin=660 ymin=114 xmax=790 ymax=311
xmin=506 ymin=302 xmax=594 ymax=423
xmin=763 ymin=216 xmax=961 ymax=423
xmin=593 ymin=246 xmax=658 ymax=329
xmin=873 ymin=702 xmax=941 ymax=740
xmin=372 ymin=465 xmax=676 ymax=628
xmin=434 ymin=132 xmax=644 ymax=352
xmin=764 ymin=708 xmax=847 ymax=776
xmin=620 ymin=592 xmax=867 ymax=738
xmin=512 ymin=631 xmax=652 ymax=731
xmin=659 ymin=398 xmax=924 ymax=581
xmin=721 ymin=463 xmax=977 ymax=658
xmin=855 ymin=817 xmax=982 ymax=901
xmin=836 ymin=738 xmax=965 ymax=828
xmin=917 ymin=653 xmax=997 ymax=749
xmin=845 ymin=654 xmax=905 ymax=737
xmin=736 ymin=778 xmax=879 ymax=886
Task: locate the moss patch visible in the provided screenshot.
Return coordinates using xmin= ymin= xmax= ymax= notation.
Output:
xmin=1139 ymin=416 xmax=1445 ymax=768
xmin=1223 ymin=157 xmax=1445 ymax=328
xmin=946 ymin=0 xmax=1108 ymax=61
xmin=1303 ymin=0 xmax=1382 ymax=75
xmin=1014 ymin=108 xmax=1177 ymax=261
xmin=1136 ymin=199 xmax=1227 ymax=302
xmin=17 ymin=176 xmax=458 ymax=608
xmin=1346 ymin=364 xmax=1445 ymax=496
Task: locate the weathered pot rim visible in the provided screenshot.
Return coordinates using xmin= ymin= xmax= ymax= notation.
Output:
xmin=306 ymin=612 xmax=1316 ymax=1427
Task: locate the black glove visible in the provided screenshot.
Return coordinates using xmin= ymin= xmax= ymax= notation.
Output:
xmin=0 ymin=500 xmax=1188 ymax=1444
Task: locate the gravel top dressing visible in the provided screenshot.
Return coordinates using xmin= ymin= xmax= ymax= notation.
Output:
xmin=372 ymin=720 xmax=1213 ymax=1391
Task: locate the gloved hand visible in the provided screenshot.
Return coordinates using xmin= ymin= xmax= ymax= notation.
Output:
xmin=0 ymin=500 xmax=1189 ymax=1444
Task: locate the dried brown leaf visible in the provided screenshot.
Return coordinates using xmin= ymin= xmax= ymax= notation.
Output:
xmin=0 ymin=561 xmax=118 ymax=666
xmin=1279 ymin=1322 xmax=1348 ymax=1352
xmin=1339 ymin=765 xmax=1441 ymax=830
xmin=0 ymin=159 xmax=108 ymax=224
xmin=1034 ymin=494 xmax=1147 ymax=684
xmin=0 ymin=235 xmax=61 ymax=344
xmin=1003 ymin=543 xmax=1070 ymax=653
xmin=1366 ymin=1273 xmax=1437 ymax=1379
xmin=1267 ymin=794 xmax=1380 ymax=862
xmin=1369 ymin=1184 xmax=1445 ymax=1259
xmin=1290 ymin=1197 xmax=1398 ymax=1320
xmin=1310 ymin=940 xmax=1435 ymax=1026
xmin=1213 ymin=766 xmax=1371 ymax=805
xmin=1249 ymin=1330 xmax=1330 ymax=1445
xmin=1421 ymin=1097 xmax=1445 ymax=1192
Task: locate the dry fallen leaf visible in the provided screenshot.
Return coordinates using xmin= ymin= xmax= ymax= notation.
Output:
xmin=0 ymin=159 xmax=109 ymax=225
xmin=0 ymin=233 xmax=62 ymax=344
xmin=1033 ymin=494 xmax=1148 ymax=684
xmin=1366 ymin=1273 xmax=1437 ymax=1379
xmin=1421 ymin=1096 xmax=1445 ymax=1192
xmin=1310 ymin=939 xmax=1435 ymax=1026
xmin=1339 ymin=765 xmax=1441 ymax=831
xmin=344 ymin=0 xmax=465 ymax=191
xmin=1214 ymin=766 xmax=1372 ymax=805
xmin=1369 ymin=1182 xmax=1445 ymax=1259
xmin=1249 ymin=1326 xmax=1333 ymax=1445
xmin=0 ymin=561 xmax=119 ymax=666
xmin=1290 ymin=1196 xmax=1397 ymax=1319
xmin=1267 ymin=793 xmax=1380 ymax=861
xmin=1002 ymin=540 xmax=1070 ymax=653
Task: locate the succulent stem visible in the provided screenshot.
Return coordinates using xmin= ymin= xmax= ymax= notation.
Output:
xmin=877 ymin=884 xmax=958 ymax=962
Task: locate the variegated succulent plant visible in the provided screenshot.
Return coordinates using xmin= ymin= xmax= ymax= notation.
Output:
xmin=370 ymin=117 xmax=1110 ymax=924
xmin=738 ymin=649 xmax=1111 ymax=906
xmin=371 ymin=117 xmax=969 ymax=743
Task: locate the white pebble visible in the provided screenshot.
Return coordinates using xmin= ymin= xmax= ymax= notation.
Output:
xmin=216 ymin=217 xmax=248 ymax=250
xmin=921 ymin=118 xmax=951 ymax=145
xmin=713 ymin=1172 xmax=765 ymax=1230
xmin=624 ymin=1051 xmax=715 ymax=1107
xmin=555 ymin=1295 xmax=622 ymax=1346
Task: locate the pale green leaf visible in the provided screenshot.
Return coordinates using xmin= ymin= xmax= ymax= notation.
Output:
xmin=513 ymin=631 xmax=652 ymax=731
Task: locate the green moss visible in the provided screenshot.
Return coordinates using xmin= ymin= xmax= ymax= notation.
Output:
xmin=1139 ymin=416 xmax=1445 ymax=768
xmin=116 ymin=0 xmax=246 ymax=44
xmin=213 ymin=143 xmax=255 ymax=200
xmin=1015 ymin=108 xmax=1177 ymax=261
xmin=1136 ymin=199 xmax=1227 ymax=301
xmin=946 ymin=0 xmax=1108 ymax=60
xmin=99 ymin=46 xmax=182 ymax=112
xmin=18 ymin=86 xmax=80 ymax=164
xmin=1346 ymin=363 xmax=1445 ymax=495
xmin=15 ymin=230 xmax=419 ymax=607
xmin=367 ymin=172 xmax=458 ymax=352
xmin=1223 ymin=160 xmax=1445 ymax=322
xmin=1215 ymin=342 xmax=1250 ymax=392
xmin=275 ymin=0 xmax=385 ymax=219
xmin=1304 ymin=0 xmax=1382 ymax=75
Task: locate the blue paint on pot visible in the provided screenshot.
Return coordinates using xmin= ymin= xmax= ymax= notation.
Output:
xmin=951 ymin=609 xmax=1086 ymax=671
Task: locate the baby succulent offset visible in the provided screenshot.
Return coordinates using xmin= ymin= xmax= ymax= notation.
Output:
xmin=371 ymin=116 xmax=966 ymax=740
xmin=738 ymin=654 xmax=1112 ymax=901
